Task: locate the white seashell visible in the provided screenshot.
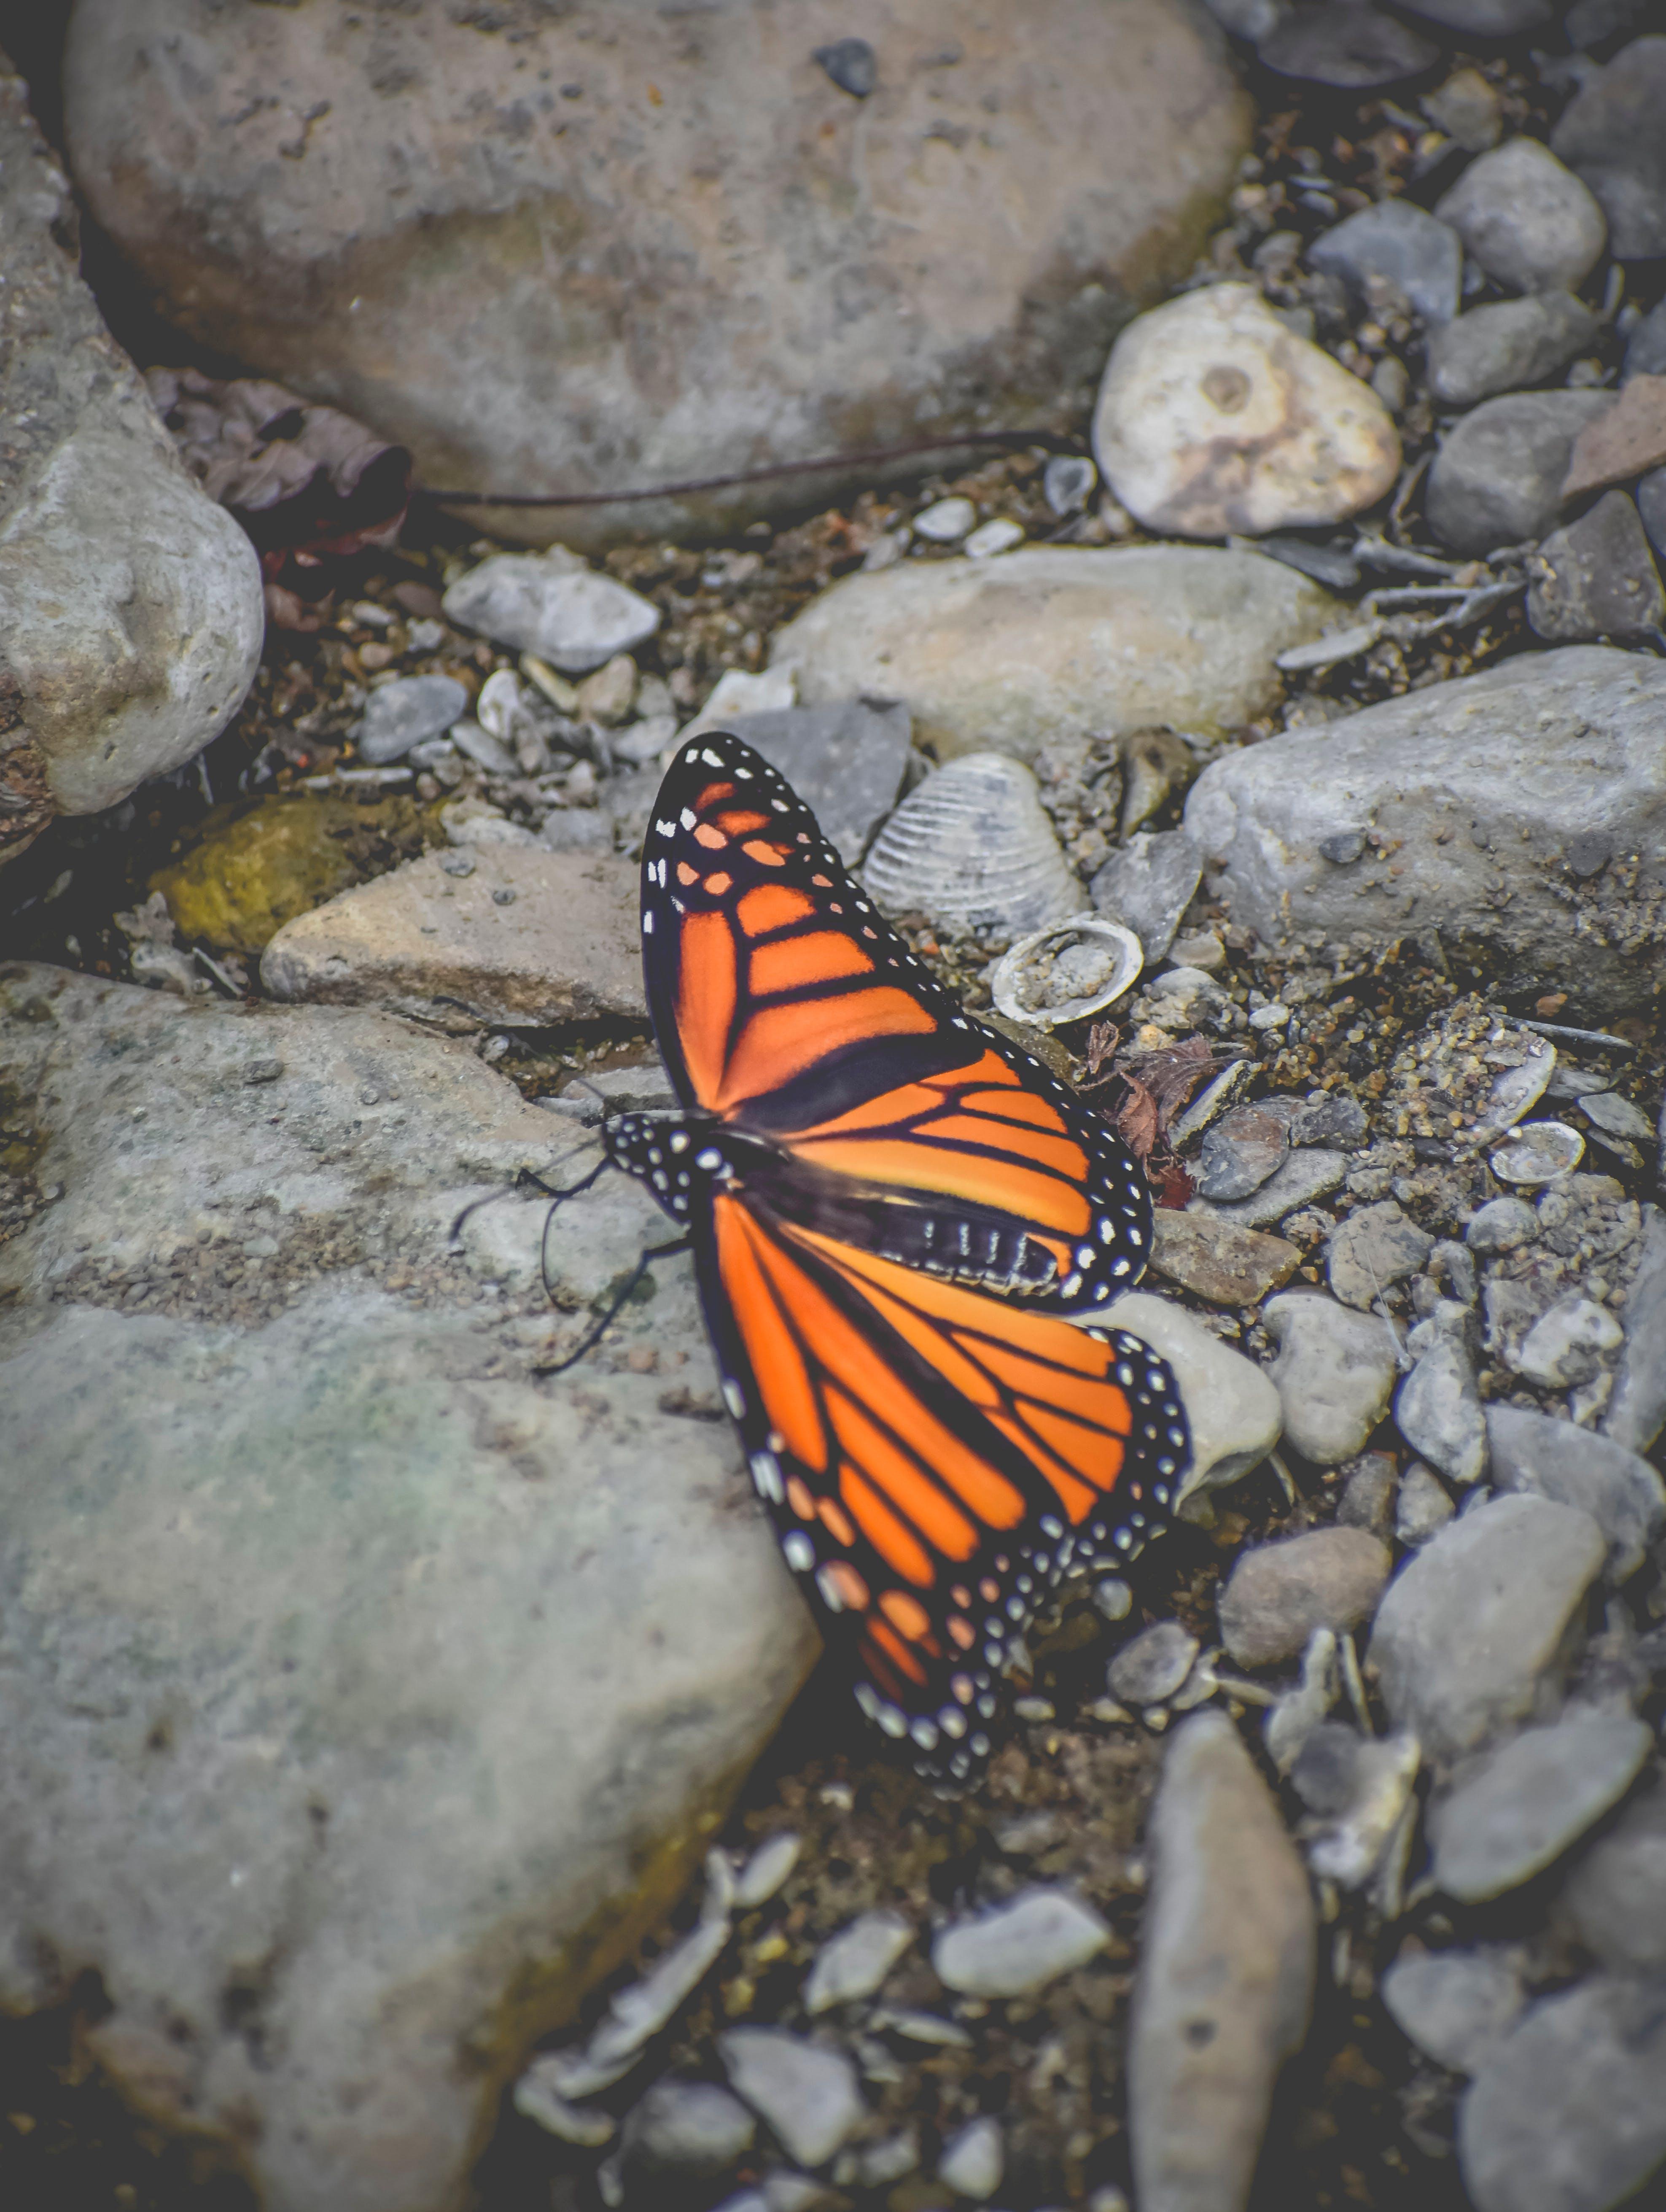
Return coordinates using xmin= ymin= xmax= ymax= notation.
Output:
xmin=862 ymin=753 xmax=1082 ymax=937
xmin=989 ymin=913 xmax=1143 ymax=1030
xmin=476 ymin=666 xmax=524 ymax=743
xmin=1485 ymin=1036 xmax=1556 ymax=1132
xmin=1490 ymin=1119 xmax=1584 ymax=1186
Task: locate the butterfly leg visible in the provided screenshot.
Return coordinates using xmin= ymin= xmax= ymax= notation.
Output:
xmin=533 ymin=1233 xmax=693 ymax=1377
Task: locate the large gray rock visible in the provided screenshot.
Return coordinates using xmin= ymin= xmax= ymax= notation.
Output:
xmin=1367 ymin=1494 xmax=1607 ymax=1764
xmin=1434 ymin=138 xmax=1607 ymax=297
xmin=1262 ymin=1292 xmax=1399 ymax=1466
xmin=1459 ymin=1975 xmax=1666 ymax=2212
xmin=0 ymin=962 xmax=817 ymax=2212
xmin=1429 ymin=1714 xmax=1653 ymax=1904
xmin=1551 ymin=34 xmax=1666 ymax=261
xmin=0 ymin=54 xmax=262 ymax=869
xmin=1487 ymin=1404 xmax=1666 ymax=1584
xmin=771 ymin=547 xmax=1339 ymax=763
xmin=62 ymin=0 xmax=1248 ymax=552
xmin=1129 ymin=1711 xmax=1315 ymax=2212
xmin=1184 ymin=649 xmax=1666 ymax=1024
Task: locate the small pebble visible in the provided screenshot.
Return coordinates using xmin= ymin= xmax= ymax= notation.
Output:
xmin=443 ymin=552 xmax=660 ymax=672
xmin=1464 ymin=1196 xmax=1538 ymax=1255
xmin=912 ymin=497 xmax=977 ymax=543
xmin=1550 ymin=31 xmax=1666 ymax=259
xmin=1429 ymin=1713 xmax=1653 ymax=1903
xmin=933 ymin=1888 xmax=1111 ymax=1998
xmin=1337 ymin=1452 xmax=1398 ymax=1538
xmin=1264 ymin=1628 xmax=1340 ymax=1776
xmin=1104 ymin=1290 xmax=1283 ymax=1506
xmin=1422 ymin=67 xmax=1503 ymax=154
xmin=1257 ymin=2 xmax=1437 ymax=89
xmin=1094 ymin=1576 xmax=1133 ymax=1623
xmin=1426 ymin=292 xmax=1599 ymax=410
xmin=802 ymin=1911 xmax=914 ymax=2016
xmin=1486 ymin=1405 xmax=1664 ymax=1581
xmin=1425 ymin=391 xmax=1615 ymax=557
xmin=1289 ymin=1094 xmax=1367 ymax=1148
xmin=718 ymin=2030 xmax=865 ymax=2169
xmin=1528 ymin=491 xmax=1666 ymax=643
xmin=1514 ymin=1293 xmax=1623 ymax=1388
xmin=1205 ymin=1146 xmax=1348 ymax=1231
xmin=1580 ymin=1089 xmax=1654 ymax=1141
xmin=1294 ymin=1721 xmax=1421 ymax=1889
xmin=1381 ymin=1948 xmax=1526 ymax=2076
xmin=1263 ymin=1292 xmax=1399 ymax=1466
xmin=813 ymin=36 xmax=876 ymax=98
xmin=1326 ymin=1199 xmax=1432 ymax=1310
xmin=1043 ymin=455 xmax=1097 ymax=515
xmin=1197 ymin=1105 xmax=1289 ymax=1201
xmin=1089 ymin=830 xmax=1203 ymax=964
xmin=735 ymin=1831 xmax=802 ymax=1908
xmin=964 ymin=517 xmax=1024 ymax=558
xmin=354 ymin=673 xmax=468 ymax=764
xmin=623 ymin=2080 xmax=757 ymax=2176
xmin=1108 ymin=1620 xmax=1200 ymax=1706
xmin=937 ymin=2117 xmax=1004 ymax=2202
xmin=1395 ymin=1463 xmax=1456 ymax=1547
xmin=1308 ymin=198 xmax=1462 ymax=327
xmin=1217 ymin=1528 xmax=1392 ymax=1670
xmin=1435 ymin=137 xmax=1607 ymax=295
xmin=1397 ymin=1303 xmax=1488 ymax=1488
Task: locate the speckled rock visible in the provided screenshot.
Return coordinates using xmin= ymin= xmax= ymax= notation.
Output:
xmin=1217 ymin=1528 xmax=1392 ymax=1669
xmin=1486 ymin=1406 xmax=1666 ymax=1583
xmin=1435 ymin=138 xmax=1607 ymax=296
xmin=1367 ymin=1494 xmax=1607 ymax=1763
xmin=63 ymin=0 xmax=1249 ymax=552
xmin=1203 ymin=1146 xmax=1348 ymax=1231
xmin=1425 ymin=391 xmax=1615 ymax=558
xmin=1092 ymin=284 xmax=1400 ymax=539
xmin=771 ymin=547 xmax=1339 ymax=764
xmin=1429 ymin=1714 xmax=1653 ymax=1903
xmin=1426 ymin=293 xmax=1600 ymax=411
xmin=1263 ymin=1291 xmax=1400 ymax=1465
xmin=1129 ymin=1712 xmax=1315 ymax=2212
xmin=0 ymin=962 xmax=817 ymax=2212
xmin=1459 ymin=1975 xmax=1666 ymax=2212
xmin=1148 ymin=1212 xmax=1299 ymax=1306
xmin=1527 ymin=491 xmax=1666 ymax=643
xmin=1325 ymin=1201 xmax=1432 ymax=1311
xmin=1183 ymin=649 xmax=1666 ymax=1024
xmin=261 ymin=846 xmax=645 ymax=1029
xmin=0 ymin=56 xmax=262 ymax=868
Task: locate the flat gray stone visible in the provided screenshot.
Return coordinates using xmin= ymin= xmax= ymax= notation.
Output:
xmin=1488 ymin=1406 xmax=1664 ymax=1583
xmin=1368 ymin=1494 xmax=1607 ymax=1763
xmin=1258 ymin=3 xmax=1438 ymax=89
xmin=622 ymin=2081 xmax=756 ymax=2178
xmin=1431 ymin=1714 xmax=1653 ymax=1902
xmin=1466 ymin=1196 xmax=1539 ymax=1255
xmin=1183 ymin=649 xmax=1666 ymax=1022
xmin=1562 ymin=1772 xmax=1666 ymax=1973
xmin=1381 ymin=1949 xmax=1526 ymax=2076
xmin=1204 ymin=1146 xmax=1348 ymax=1230
xmin=1515 ymin=1293 xmax=1625 ymax=1389
xmin=1196 ymin=1105 xmax=1289 ymax=1202
xmin=444 ymin=553 xmax=660 ymax=673
xmin=1551 ymin=32 xmax=1666 ymax=260
xmin=1263 ymin=1291 xmax=1400 ymax=1466
xmin=772 ymin=547 xmax=1340 ymax=765
xmin=0 ymin=59 xmax=263 ymax=866
xmin=1529 ymin=491 xmax=1666 ymax=643
xmin=0 ymin=962 xmax=816 ymax=2212
xmin=802 ymin=1912 xmax=913 ymax=2017
xmin=1090 ymin=830 xmax=1203 ymax=962
xmin=1217 ymin=1527 xmax=1392 ymax=1669
xmin=1607 ymin=1205 xmax=1666 ymax=1457
xmin=1397 ymin=1305 xmax=1488 ymax=1489
xmin=354 ymin=674 xmax=468 ymax=764
xmin=1289 ymin=1095 xmax=1367 ymax=1148
xmin=260 ymin=845 xmax=645 ymax=1029
xmin=1426 ymin=293 xmax=1600 ymax=411
xmin=718 ymin=2030 xmax=865 ymax=2170
xmin=1326 ymin=1200 xmax=1432 ymax=1310
xmin=1426 ymin=391 xmax=1615 ymax=557
xmin=1309 ymin=198 xmax=1462 ymax=326
xmin=1337 ymin=1452 xmax=1398 ymax=1537
xmin=1459 ymin=1975 xmax=1666 ymax=2212
xmin=1435 ymin=138 xmax=1607 ymax=296
xmin=932 ymin=1889 xmax=1110 ymax=1999
xmin=1129 ymin=1713 xmax=1315 ymax=2212
xmin=722 ymin=700 xmax=911 ymax=867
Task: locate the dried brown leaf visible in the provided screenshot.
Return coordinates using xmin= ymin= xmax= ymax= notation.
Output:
xmin=1110 ymin=1073 xmax=1160 ymax=1165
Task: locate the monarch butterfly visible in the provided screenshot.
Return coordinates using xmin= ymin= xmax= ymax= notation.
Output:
xmin=597 ymin=731 xmax=1190 ymax=1785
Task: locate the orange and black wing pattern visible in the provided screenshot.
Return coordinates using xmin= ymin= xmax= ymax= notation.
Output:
xmin=642 ymin=732 xmax=1151 ymax=1309
xmin=693 ymin=1191 xmax=1188 ymax=1786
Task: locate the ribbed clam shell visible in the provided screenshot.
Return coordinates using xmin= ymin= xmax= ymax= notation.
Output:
xmin=861 ymin=752 xmax=1081 ymax=937
xmin=989 ymin=913 xmax=1144 ymax=1032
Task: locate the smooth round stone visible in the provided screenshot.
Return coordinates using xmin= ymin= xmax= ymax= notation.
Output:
xmin=964 ymin=516 xmax=1025 ymax=558
xmin=1308 ymin=199 xmax=1462 ymax=327
xmin=1426 ymin=293 xmax=1601 ymax=411
xmin=718 ymin=2030 xmax=864 ymax=2171
xmin=933 ymin=1888 xmax=1111 ymax=1997
xmin=1381 ymin=1948 xmax=1526 ymax=2076
xmin=1093 ymin=285 xmax=1400 ymax=539
xmin=1425 ymin=391 xmax=1615 ymax=556
xmin=1464 ymin=1196 xmax=1539 ymax=1254
xmin=353 ymin=673 xmax=468 ymax=765
xmin=913 ymin=496 xmax=977 ymax=544
xmin=443 ymin=554 xmax=660 ymax=674
xmin=1107 ymin=1620 xmax=1200 ymax=1706
xmin=734 ymin=1831 xmax=801 ymax=1908
xmin=1103 ymin=1289 xmax=1284 ymax=1507
xmin=1432 ymin=1715 xmax=1653 ymax=1902
xmin=1217 ymin=1528 xmax=1392 ymax=1669
xmin=1436 ymin=139 xmax=1607 ymax=296
xmin=1257 ymin=3 xmax=1438 ymax=86
xmin=623 ymin=2080 xmax=756 ymax=2176
xmin=1262 ymin=1293 xmax=1399 ymax=1466
xmin=1551 ymin=33 xmax=1666 ymax=260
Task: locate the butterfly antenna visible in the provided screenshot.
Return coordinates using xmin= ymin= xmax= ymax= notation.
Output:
xmin=446 ymin=1140 xmax=611 ymax=1251
xmin=533 ymin=1234 xmax=692 ymax=1377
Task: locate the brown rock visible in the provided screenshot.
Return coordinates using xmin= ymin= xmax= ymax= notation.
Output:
xmin=1527 ymin=491 xmax=1666 ymax=644
xmin=63 ymin=0 xmax=1249 ymax=551
xmin=260 ymin=846 xmax=645 ymax=1027
xmin=1561 ymin=375 xmax=1666 ymax=501
xmin=1217 ymin=1527 xmax=1393 ymax=1668
xmin=1149 ymin=1211 xmax=1300 ymax=1307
